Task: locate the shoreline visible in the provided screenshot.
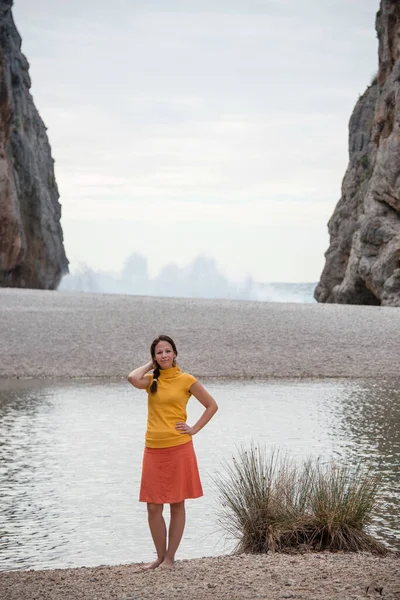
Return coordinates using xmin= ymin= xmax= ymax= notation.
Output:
xmin=2 ymin=553 xmax=399 ymax=600
xmin=2 ymin=373 xmax=400 ymax=381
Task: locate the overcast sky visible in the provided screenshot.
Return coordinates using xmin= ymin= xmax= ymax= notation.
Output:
xmin=14 ymin=0 xmax=379 ymax=282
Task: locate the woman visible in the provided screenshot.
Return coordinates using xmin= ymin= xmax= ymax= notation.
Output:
xmin=128 ymin=334 xmax=218 ymax=570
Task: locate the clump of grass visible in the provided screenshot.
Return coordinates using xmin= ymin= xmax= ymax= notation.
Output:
xmin=214 ymin=445 xmax=387 ymax=555
xmin=307 ymin=461 xmax=383 ymax=553
xmin=215 ymin=448 xmax=305 ymax=553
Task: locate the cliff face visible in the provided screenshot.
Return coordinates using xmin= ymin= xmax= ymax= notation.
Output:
xmin=0 ymin=0 xmax=68 ymax=289
xmin=315 ymin=1 xmax=400 ymax=307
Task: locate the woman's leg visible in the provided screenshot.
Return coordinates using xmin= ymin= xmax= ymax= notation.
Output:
xmin=161 ymin=500 xmax=186 ymax=568
xmin=143 ymin=503 xmax=166 ymax=570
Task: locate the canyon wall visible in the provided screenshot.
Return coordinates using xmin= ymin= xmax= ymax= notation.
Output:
xmin=0 ymin=0 xmax=68 ymax=289
xmin=315 ymin=1 xmax=400 ymax=306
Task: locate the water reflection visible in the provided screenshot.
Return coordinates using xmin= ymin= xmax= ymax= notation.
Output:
xmin=0 ymin=383 xmax=76 ymax=570
xmin=333 ymin=380 xmax=400 ymax=547
xmin=0 ymin=378 xmax=398 ymax=572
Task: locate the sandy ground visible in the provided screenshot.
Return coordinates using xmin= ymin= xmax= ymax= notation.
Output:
xmin=1 ymin=553 xmax=399 ymax=600
xmin=1 ymin=288 xmax=400 ymax=379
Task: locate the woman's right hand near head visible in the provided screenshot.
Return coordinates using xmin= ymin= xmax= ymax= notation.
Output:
xmin=127 ymin=360 xmax=154 ymax=389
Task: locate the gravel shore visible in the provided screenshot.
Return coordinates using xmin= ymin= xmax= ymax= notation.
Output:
xmin=1 ymin=553 xmax=399 ymax=600
xmin=1 ymin=288 xmax=400 ymax=379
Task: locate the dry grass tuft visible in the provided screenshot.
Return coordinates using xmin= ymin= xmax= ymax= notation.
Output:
xmin=214 ymin=445 xmax=387 ymax=555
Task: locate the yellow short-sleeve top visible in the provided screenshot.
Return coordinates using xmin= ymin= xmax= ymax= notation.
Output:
xmin=144 ymin=365 xmax=197 ymax=448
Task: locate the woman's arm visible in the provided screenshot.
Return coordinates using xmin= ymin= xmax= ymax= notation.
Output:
xmin=127 ymin=360 xmax=154 ymax=389
xmin=175 ymin=382 xmax=218 ymax=436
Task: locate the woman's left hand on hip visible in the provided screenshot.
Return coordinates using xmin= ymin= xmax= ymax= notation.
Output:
xmin=175 ymin=422 xmax=195 ymax=436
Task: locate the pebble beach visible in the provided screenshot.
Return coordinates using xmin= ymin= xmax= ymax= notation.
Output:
xmin=1 ymin=553 xmax=399 ymax=600
xmin=1 ymin=288 xmax=400 ymax=380
xmin=1 ymin=288 xmax=399 ymax=600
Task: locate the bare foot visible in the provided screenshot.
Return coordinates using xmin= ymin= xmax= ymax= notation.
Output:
xmin=159 ymin=557 xmax=175 ymax=569
xmin=141 ymin=558 xmax=164 ymax=571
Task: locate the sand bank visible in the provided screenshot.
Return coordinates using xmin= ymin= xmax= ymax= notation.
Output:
xmin=1 ymin=553 xmax=399 ymax=600
xmin=1 ymin=288 xmax=400 ymax=379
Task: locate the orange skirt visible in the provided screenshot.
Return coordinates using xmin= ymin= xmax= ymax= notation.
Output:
xmin=139 ymin=440 xmax=203 ymax=504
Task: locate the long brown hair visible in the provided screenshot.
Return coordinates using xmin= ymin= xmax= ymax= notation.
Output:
xmin=150 ymin=335 xmax=178 ymax=393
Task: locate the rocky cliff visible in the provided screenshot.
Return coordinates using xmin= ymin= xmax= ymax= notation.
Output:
xmin=315 ymin=0 xmax=400 ymax=307
xmin=0 ymin=0 xmax=68 ymax=289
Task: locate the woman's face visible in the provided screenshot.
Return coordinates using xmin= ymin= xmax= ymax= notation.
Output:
xmin=154 ymin=341 xmax=176 ymax=369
